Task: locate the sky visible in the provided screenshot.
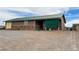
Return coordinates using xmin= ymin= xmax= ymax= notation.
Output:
xmin=0 ymin=7 xmax=79 ymax=27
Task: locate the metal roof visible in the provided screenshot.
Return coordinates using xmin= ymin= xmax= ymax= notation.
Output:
xmin=5 ymin=13 xmax=65 ymax=22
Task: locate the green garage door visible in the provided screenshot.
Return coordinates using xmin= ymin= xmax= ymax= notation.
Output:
xmin=44 ymin=19 xmax=60 ymax=29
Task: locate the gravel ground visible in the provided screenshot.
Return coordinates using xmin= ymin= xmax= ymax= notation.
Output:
xmin=0 ymin=30 xmax=78 ymax=51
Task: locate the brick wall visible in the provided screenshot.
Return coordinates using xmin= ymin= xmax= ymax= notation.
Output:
xmin=11 ymin=21 xmax=36 ymax=30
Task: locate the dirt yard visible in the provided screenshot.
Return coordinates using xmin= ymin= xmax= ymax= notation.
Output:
xmin=0 ymin=30 xmax=79 ymax=51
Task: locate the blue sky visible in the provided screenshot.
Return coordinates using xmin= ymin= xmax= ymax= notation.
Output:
xmin=0 ymin=7 xmax=79 ymax=27
xmin=64 ymin=7 xmax=79 ymax=27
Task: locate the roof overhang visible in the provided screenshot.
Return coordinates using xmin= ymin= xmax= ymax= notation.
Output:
xmin=5 ymin=14 xmax=66 ymax=23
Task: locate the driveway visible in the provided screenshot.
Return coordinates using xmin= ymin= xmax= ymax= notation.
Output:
xmin=0 ymin=30 xmax=78 ymax=51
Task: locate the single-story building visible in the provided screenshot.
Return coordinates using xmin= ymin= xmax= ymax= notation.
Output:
xmin=5 ymin=13 xmax=66 ymax=30
xmin=72 ymin=24 xmax=79 ymax=31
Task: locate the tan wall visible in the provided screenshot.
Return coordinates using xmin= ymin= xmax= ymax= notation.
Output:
xmin=5 ymin=22 xmax=12 ymax=29
xmin=73 ymin=24 xmax=79 ymax=31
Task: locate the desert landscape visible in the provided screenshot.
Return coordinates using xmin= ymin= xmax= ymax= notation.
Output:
xmin=0 ymin=30 xmax=78 ymax=51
